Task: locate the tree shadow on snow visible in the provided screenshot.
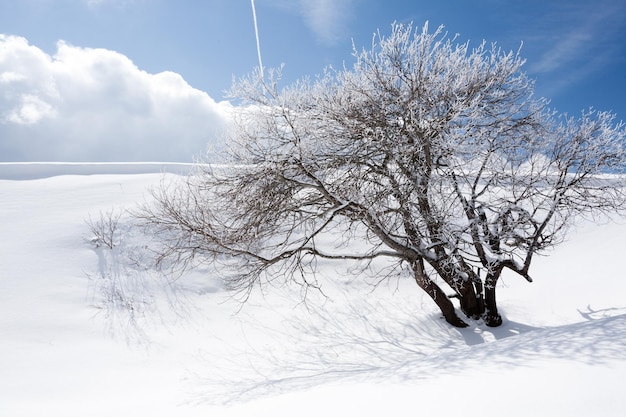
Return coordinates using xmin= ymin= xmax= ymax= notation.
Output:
xmin=84 ymin=211 xmax=221 ymax=347
xmin=186 ymin=296 xmax=626 ymax=406
xmin=456 ymin=317 xmax=543 ymax=346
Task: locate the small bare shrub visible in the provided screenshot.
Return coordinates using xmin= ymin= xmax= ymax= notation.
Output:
xmin=85 ymin=208 xmax=123 ymax=249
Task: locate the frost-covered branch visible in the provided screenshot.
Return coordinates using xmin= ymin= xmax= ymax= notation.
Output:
xmin=137 ymin=22 xmax=626 ymax=328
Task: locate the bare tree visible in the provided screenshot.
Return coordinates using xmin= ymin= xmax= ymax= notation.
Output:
xmin=137 ymin=22 xmax=626 ymax=327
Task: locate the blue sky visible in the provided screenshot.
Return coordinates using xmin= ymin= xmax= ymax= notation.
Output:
xmin=1 ymin=0 xmax=625 ymax=161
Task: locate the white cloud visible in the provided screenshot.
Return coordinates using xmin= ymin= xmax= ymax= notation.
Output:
xmin=5 ymin=94 xmax=57 ymax=125
xmin=0 ymin=71 xmax=27 ymax=83
xmin=0 ymin=34 xmax=232 ymax=162
xmin=300 ymin=0 xmax=355 ymax=45
xmin=530 ymin=30 xmax=593 ymax=74
xmin=84 ymin=0 xmax=136 ymax=8
xmin=267 ymin=0 xmax=356 ymax=45
xmin=512 ymin=0 xmax=626 ymax=102
xmin=525 ymin=1 xmax=626 ymax=98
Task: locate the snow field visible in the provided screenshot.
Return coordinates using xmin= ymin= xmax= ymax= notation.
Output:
xmin=1 ymin=168 xmax=625 ymax=416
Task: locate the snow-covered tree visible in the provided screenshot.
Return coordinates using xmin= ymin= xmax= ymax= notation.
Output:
xmin=138 ymin=23 xmax=626 ymax=327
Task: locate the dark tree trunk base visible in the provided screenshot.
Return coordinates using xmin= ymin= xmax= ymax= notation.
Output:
xmin=412 ymin=259 xmax=469 ymax=328
xmin=444 ymin=313 xmax=469 ymax=328
xmin=483 ymin=312 xmax=503 ymax=327
xmin=483 ymin=279 xmax=502 ymax=327
xmin=457 ymin=280 xmax=486 ymax=321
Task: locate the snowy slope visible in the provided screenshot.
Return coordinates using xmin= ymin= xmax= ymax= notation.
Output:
xmin=1 ymin=167 xmax=625 ymax=416
xmin=0 ymin=162 xmax=196 ymax=180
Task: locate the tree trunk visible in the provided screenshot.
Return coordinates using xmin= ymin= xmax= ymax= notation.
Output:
xmin=457 ymin=278 xmax=485 ymax=320
xmin=411 ymin=259 xmax=468 ymax=328
xmin=483 ymin=273 xmax=503 ymax=327
xmin=427 ymin=258 xmax=485 ymax=321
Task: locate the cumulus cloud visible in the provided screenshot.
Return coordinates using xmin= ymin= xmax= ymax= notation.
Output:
xmin=0 ymin=35 xmax=232 ymax=162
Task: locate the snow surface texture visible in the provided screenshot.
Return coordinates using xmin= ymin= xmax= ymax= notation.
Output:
xmin=1 ymin=163 xmax=625 ymax=416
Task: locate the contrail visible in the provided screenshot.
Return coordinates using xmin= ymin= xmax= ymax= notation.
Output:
xmin=250 ymin=0 xmax=264 ymax=79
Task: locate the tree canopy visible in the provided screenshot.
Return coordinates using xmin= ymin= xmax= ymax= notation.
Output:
xmin=139 ymin=22 xmax=626 ymax=327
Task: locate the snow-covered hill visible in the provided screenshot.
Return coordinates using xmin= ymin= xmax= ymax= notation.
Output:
xmin=1 ymin=168 xmax=625 ymax=416
xmin=0 ymin=162 xmax=196 ymax=180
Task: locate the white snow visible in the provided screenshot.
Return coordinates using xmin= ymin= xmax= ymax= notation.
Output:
xmin=1 ymin=164 xmax=625 ymax=416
